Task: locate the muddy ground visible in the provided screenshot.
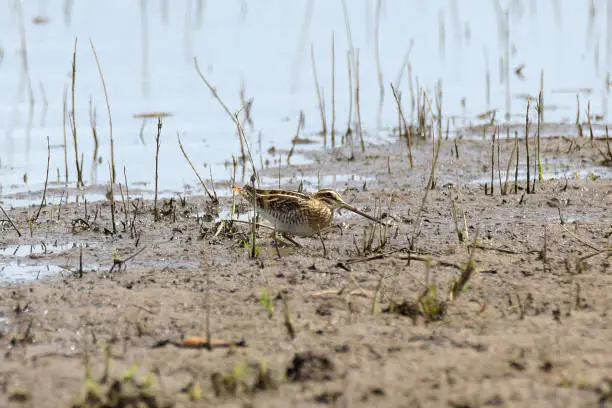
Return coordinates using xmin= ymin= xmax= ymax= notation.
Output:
xmin=0 ymin=135 xmax=611 ymax=407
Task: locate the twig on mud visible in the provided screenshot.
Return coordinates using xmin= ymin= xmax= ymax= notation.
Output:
xmin=398 ymin=254 xmax=464 ymax=271
xmin=109 ymin=246 xmax=148 ymax=273
xmin=468 ymin=243 xmax=537 ymax=255
xmin=0 ymin=205 xmax=21 ymax=237
xmin=561 ymin=225 xmax=602 ymax=252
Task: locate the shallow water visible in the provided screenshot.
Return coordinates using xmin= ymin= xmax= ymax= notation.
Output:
xmin=0 ymin=0 xmax=610 ymax=201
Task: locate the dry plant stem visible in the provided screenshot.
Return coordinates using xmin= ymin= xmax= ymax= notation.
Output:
xmin=514 ymin=131 xmax=519 ymax=194
xmin=490 ymin=127 xmax=495 ymax=196
xmin=605 ymin=126 xmax=612 ymax=160
xmin=310 ymin=43 xmax=327 ymax=136
xmin=90 ymin=39 xmax=115 ymax=183
xmin=536 ymin=88 xmax=543 ymax=181
xmin=287 ymin=111 xmax=304 ymax=165
xmin=34 ymin=136 xmax=51 ymax=221
xmin=70 ymin=38 xmax=83 ymax=187
xmin=587 ymin=101 xmax=594 ymax=141
xmin=119 ymin=183 xmax=127 ymax=231
xmin=0 ymin=205 xmax=21 ymax=237
xmin=355 ymin=49 xmax=364 ymax=152
xmin=426 ymin=134 xmax=441 ymax=190
xmin=497 ymin=130 xmax=502 ymax=192
xmin=449 ymin=229 xmax=480 ymax=301
xmin=62 ymin=87 xmax=69 ymax=184
xmin=123 ymin=167 xmax=130 ymax=228
xmin=576 ymin=95 xmax=583 ymax=138
xmin=524 ymin=100 xmax=531 ymax=193
xmin=193 ymin=57 xmax=258 ymax=183
xmin=154 ymin=118 xmax=162 ymax=221
xmin=390 ymin=83 xmax=413 ymax=167
xmin=331 ymin=31 xmax=336 ymax=148
xmin=177 ymin=134 xmax=217 ymax=202
xmin=345 ymin=51 xmax=354 ymax=139
xmin=503 ymin=139 xmax=517 ymax=194
xmin=88 ymin=98 xmax=99 ymax=163
xmin=108 ymin=162 xmax=117 ymax=234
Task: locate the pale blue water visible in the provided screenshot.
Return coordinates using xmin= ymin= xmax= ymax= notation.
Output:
xmin=0 ymin=0 xmax=609 ymax=200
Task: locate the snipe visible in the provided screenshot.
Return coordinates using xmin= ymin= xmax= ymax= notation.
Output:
xmin=233 ymin=185 xmax=382 ymax=251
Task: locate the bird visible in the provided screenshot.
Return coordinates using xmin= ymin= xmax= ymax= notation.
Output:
xmin=232 ymin=185 xmax=382 ymax=251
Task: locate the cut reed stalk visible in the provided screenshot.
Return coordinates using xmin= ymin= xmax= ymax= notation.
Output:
xmin=62 ymin=87 xmax=68 ymax=184
xmin=90 ymin=39 xmax=115 ymax=183
xmin=355 ymin=49 xmax=364 ymax=152
xmin=123 ymin=166 xmax=130 ymax=230
xmin=536 ymin=88 xmax=543 ymax=181
xmin=310 ymin=43 xmax=327 ymax=137
xmin=587 ymin=100 xmax=594 ymax=141
xmin=108 ymin=161 xmax=117 ymax=234
xmin=154 ymin=118 xmax=162 ymax=222
xmin=490 ymin=127 xmax=495 ymax=196
xmin=345 ymin=50 xmax=353 ymax=139
xmin=514 ymin=131 xmax=519 ymax=194
xmin=34 ymin=136 xmax=51 ymax=221
xmin=70 ymin=38 xmax=83 ymax=187
xmin=502 ymin=138 xmax=517 ymax=195
xmin=524 ymin=100 xmax=531 ymax=194
xmin=390 ymin=83 xmax=413 ymax=167
xmin=576 ymin=95 xmax=584 ymax=138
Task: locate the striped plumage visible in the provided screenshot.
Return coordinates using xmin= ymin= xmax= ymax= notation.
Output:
xmin=233 ymin=185 xmax=381 ymax=236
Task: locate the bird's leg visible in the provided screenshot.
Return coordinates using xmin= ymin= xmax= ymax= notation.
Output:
xmin=281 ymin=233 xmax=302 ymax=248
xmin=317 ymin=233 xmax=327 ymax=257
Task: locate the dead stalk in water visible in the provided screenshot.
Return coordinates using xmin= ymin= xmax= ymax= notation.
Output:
xmin=0 ymin=205 xmax=21 ymax=237
xmin=345 ymin=50 xmax=354 ymax=140
xmin=524 ymin=100 xmax=531 ymax=194
xmin=576 ymin=95 xmax=584 ymax=138
xmin=490 ymin=126 xmax=495 ymax=196
xmin=90 ymin=39 xmax=115 ymax=183
xmin=390 ymin=83 xmax=413 ymax=168
xmin=154 ymin=118 xmax=162 ymax=221
xmin=108 ymin=161 xmax=117 ymax=234
xmin=502 ymin=138 xmax=517 ymax=195
xmin=70 ymin=38 xmax=84 ymax=187
xmin=310 ymin=43 xmax=327 ymax=137
xmin=287 ymin=111 xmax=305 ymax=165
xmin=536 ymin=83 xmax=543 ymax=181
xmin=177 ymin=133 xmax=217 ymax=202
xmin=355 ymin=49 xmax=364 ymax=152
xmin=62 ymin=87 xmax=69 ymax=184
xmin=34 ymin=136 xmax=51 ymax=221
xmin=514 ymin=131 xmax=519 ymax=194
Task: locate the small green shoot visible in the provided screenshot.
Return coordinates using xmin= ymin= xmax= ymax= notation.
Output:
xmin=259 ymin=288 xmax=274 ymax=318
